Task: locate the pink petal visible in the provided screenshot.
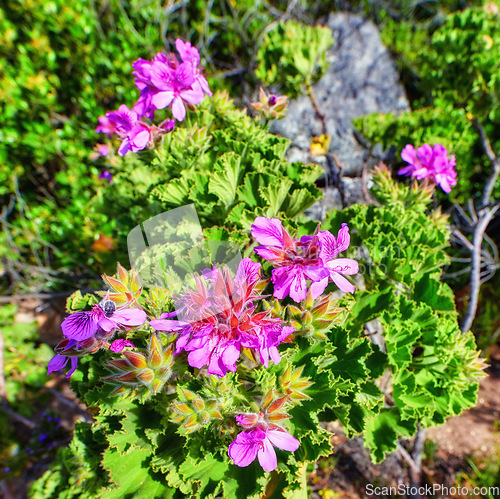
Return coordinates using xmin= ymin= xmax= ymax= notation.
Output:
xmin=317 ymin=230 xmax=338 ymax=261
xmin=228 ymin=432 xmax=259 ymax=467
xmin=330 ymin=272 xmax=355 ymax=293
xmin=251 ymin=217 xmax=285 ymax=247
xmin=187 ymin=345 xmax=210 ymax=369
xmin=335 ymin=224 xmax=351 ymax=254
xmin=327 ymin=258 xmax=359 ymax=275
xmin=118 ymin=137 xmax=131 ymax=157
xmin=271 ymin=269 xmax=292 ymax=300
xmin=288 ymin=269 xmax=307 ymax=303
xmin=302 ymin=265 xmax=328 ymax=282
xmin=235 ymin=258 xmax=261 ymax=287
xmin=110 ymin=339 xmax=134 ymax=353
xmin=236 ymin=413 xmax=259 ymax=428
xmin=111 ymin=308 xmax=147 ymax=327
xmin=129 ymin=127 xmax=150 ymax=152
xmin=222 ymin=343 xmax=240 ymax=367
xmin=401 ymin=144 xmax=417 ymax=165
xmin=267 ymin=428 xmax=300 ymax=452
xmin=98 ymin=316 xmax=118 ymax=332
xmin=309 ymin=276 xmax=329 ymax=299
xmin=171 ymin=96 xmax=186 ymax=121
xmin=175 ymin=62 xmax=195 ymax=87
xmin=181 ymin=86 xmax=205 ymax=105
xmin=149 ymin=319 xmax=190 ymax=331
xmin=197 ymin=76 xmax=212 ymax=96
xmin=257 ymin=437 xmax=277 ymax=472
xmin=151 ymin=90 xmax=174 ymax=110
xmin=417 ymin=143 xmax=433 ymax=166
xmin=254 ymin=246 xmax=287 ymax=263
xmin=268 ymin=346 xmax=281 ymax=366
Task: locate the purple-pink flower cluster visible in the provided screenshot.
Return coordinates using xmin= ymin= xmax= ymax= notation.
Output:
xmin=150 ymin=258 xmax=294 ymax=377
xmin=96 ymin=39 xmax=211 ymax=156
xmin=398 ymin=143 xmax=457 ymax=193
xmin=251 ymin=217 xmax=359 ymax=302
xmin=48 ymin=217 xmax=362 ymax=473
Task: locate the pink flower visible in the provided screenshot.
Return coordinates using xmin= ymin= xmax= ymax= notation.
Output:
xmin=109 ymin=339 xmax=135 ymax=353
xmin=399 ymin=143 xmax=457 ymax=193
xmin=149 ymin=258 xmax=294 ymax=376
xmin=150 ymin=61 xmax=204 ymax=121
xmin=313 ymin=224 xmax=359 ymax=295
xmin=61 ymin=300 xmax=147 ymax=342
xmin=175 ymin=39 xmax=212 ymax=98
xmin=97 ymin=105 xmax=172 ymax=156
xmin=131 ymin=40 xmax=210 ymax=122
xmin=228 ymin=424 xmax=299 ymax=471
xmin=251 ymin=218 xmax=358 ymax=301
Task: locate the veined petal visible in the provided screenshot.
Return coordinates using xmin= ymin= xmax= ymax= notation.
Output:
xmin=271 ymin=269 xmax=293 ymax=300
xmin=251 ymin=217 xmax=285 ymax=247
xmin=326 ymin=258 xmax=359 ymax=275
xmin=228 ymin=432 xmax=259 ymax=467
xmin=61 ymin=311 xmax=100 ymax=341
xmin=266 ymin=428 xmax=300 ymax=452
xmin=254 ymin=246 xmax=287 ymax=263
xmin=317 ymin=230 xmax=337 ymax=261
xmin=335 ymin=224 xmax=351 ymax=254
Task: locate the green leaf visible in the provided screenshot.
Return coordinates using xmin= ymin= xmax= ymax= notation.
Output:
xmin=363 ymin=408 xmax=416 ymax=463
xmin=209 ymin=152 xmax=243 ymax=207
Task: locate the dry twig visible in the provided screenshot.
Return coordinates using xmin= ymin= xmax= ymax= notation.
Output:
xmin=460 ymin=120 xmax=500 ymax=333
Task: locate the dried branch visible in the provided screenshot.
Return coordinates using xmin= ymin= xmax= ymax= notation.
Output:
xmin=460 ymin=203 xmax=499 ymax=333
xmin=474 ymin=119 xmax=500 ymax=207
xmin=459 ymin=120 xmax=500 ymax=333
xmin=0 ymin=400 xmax=36 ymax=429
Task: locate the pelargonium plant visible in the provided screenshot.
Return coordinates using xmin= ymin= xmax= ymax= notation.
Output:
xmin=398 ymin=143 xmax=457 ymax=193
xmin=48 ymin=218 xmax=358 ymax=472
xmin=38 ymin=38 xmax=486 ymax=498
xmin=41 ymin=176 xmax=486 ymax=497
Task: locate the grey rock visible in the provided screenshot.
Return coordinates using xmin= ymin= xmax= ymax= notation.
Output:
xmin=342 ymin=177 xmax=366 ymax=206
xmin=304 ymin=186 xmax=343 ymax=221
xmin=271 ymin=12 xmax=409 ymax=205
